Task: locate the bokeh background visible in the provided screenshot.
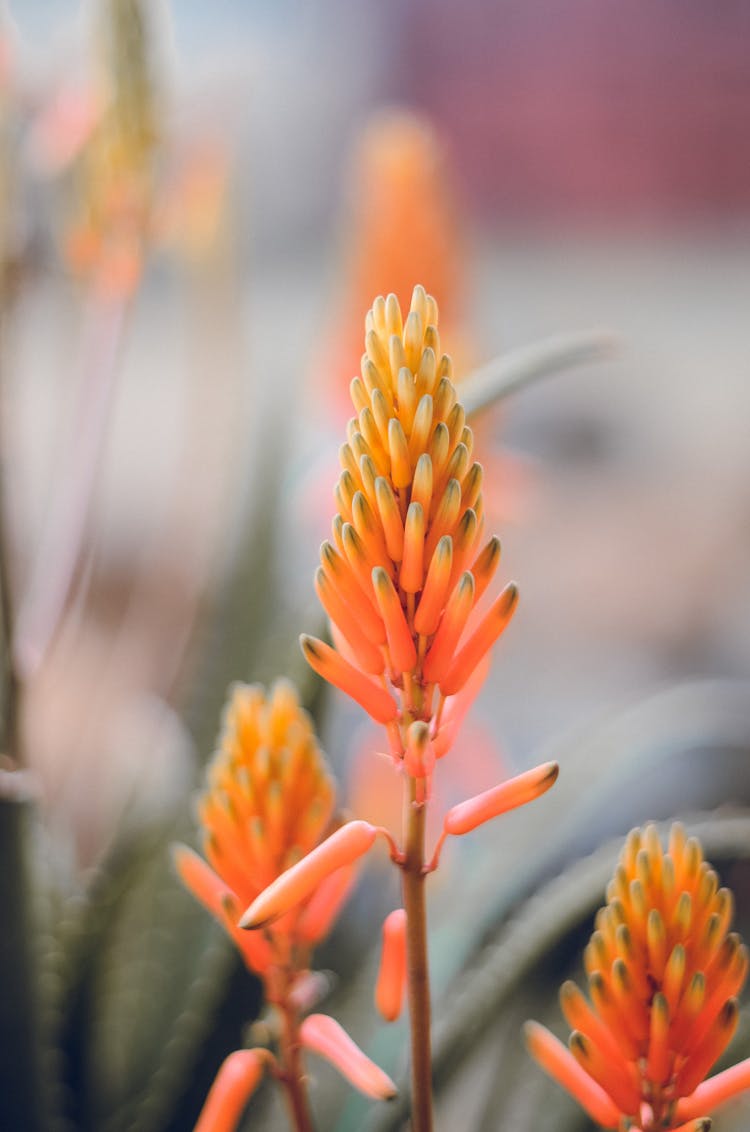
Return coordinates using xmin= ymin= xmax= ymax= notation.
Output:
xmin=2 ymin=2 xmax=750 ymax=1131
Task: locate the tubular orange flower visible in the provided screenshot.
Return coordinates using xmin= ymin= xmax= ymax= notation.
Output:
xmin=375 ymin=909 xmax=408 ymax=1022
xmin=526 ymin=824 xmax=750 ymax=1130
xmin=193 ymin=1049 xmax=266 ymax=1132
xmin=305 ymin=285 xmax=518 ymax=791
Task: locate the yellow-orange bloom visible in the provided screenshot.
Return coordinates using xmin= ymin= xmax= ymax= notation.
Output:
xmin=176 ymin=680 xmax=349 ymax=975
xmin=526 ymin=824 xmax=750 ymax=1130
xmin=305 ymin=286 xmax=517 ymax=784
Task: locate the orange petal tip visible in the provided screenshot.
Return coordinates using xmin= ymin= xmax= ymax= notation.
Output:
xmin=300 ymin=1013 xmax=397 ymax=1100
xmin=239 ymin=821 xmax=377 ymax=929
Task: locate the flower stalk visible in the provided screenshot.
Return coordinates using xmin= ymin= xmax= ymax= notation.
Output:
xmin=401 ymin=778 xmax=433 ymax=1132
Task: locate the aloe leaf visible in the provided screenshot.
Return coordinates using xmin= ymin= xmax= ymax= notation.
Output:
xmin=460 ymin=328 xmax=616 ymax=419
xmin=0 ymin=772 xmax=45 ymax=1132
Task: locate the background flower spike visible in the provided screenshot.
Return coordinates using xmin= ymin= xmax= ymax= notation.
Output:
xmin=299 ymin=1014 xmax=397 ymax=1100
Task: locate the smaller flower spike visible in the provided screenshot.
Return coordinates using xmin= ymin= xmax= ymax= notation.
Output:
xmin=300 ymin=1014 xmax=397 ymax=1100
xmin=375 ymin=909 xmax=407 ymax=1022
xmin=527 ymin=824 xmax=750 ymax=1131
xmin=194 ymin=1049 xmax=266 ymax=1132
xmin=240 ymin=821 xmax=377 ymax=929
xmin=442 ymin=761 xmax=559 ymax=837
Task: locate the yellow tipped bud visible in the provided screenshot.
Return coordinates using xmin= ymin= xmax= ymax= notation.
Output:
xmin=440 ymin=582 xmax=519 ymax=696
xmin=443 ymin=761 xmax=558 ymax=836
xmin=300 ymin=1013 xmax=397 ymax=1100
xmin=372 ymin=567 xmax=417 ymax=673
xmin=301 ymin=636 xmax=397 ymax=724
xmin=400 ymin=502 xmax=425 ymax=594
xmin=414 ymin=536 xmax=453 ymax=636
xmin=240 ymin=821 xmax=377 ymax=929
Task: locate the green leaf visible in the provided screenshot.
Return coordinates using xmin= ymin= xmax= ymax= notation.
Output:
xmin=460 ymin=329 xmax=617 ymax=418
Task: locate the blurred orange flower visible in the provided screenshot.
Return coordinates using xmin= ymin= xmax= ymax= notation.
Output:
xmin=175 ymin=680 xmax=350 ymax=982
xmin=526 ymin=824 xmax=750 ymax=1130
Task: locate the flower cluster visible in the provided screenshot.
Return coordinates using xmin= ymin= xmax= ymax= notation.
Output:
xmin=176 ymin=680 xmax=348 ymax=976
xmin=303 ymin=284 xmax=517 ymax=796
xmin=176 ymin=681 xmax=394 ymax=1131
xmin=526 ymin=824 xmax=750 ymax=1131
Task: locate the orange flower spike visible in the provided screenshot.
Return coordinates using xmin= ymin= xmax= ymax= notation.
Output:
xmin=240 ymin=821 xmax=377 ymax=929
xmin=300 ymin=636 xmax=398 ymax=724
xmin=299 ymin=1014 xmax=397 ymax=1100
xmin=375 ymin=909 xmax=408 ymax=1022
xmin=527 ymin=824 xmax=750 ymax=1130
xmin=443 ymin=761 xmax=559 ymax=837
xmin=194 ymin=1049 xmax=266 ymax=1132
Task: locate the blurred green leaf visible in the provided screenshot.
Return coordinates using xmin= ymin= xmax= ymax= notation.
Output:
xmin=461 ymin=328 xmax=616 ymax=419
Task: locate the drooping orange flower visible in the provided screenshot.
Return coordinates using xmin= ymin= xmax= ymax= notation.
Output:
xmin=303 ymin=285 xmax=518 ymax=796
xmin=175 ymin=680 xmax=351 ymax=978
xmin=526 ymin=824 xmax=750 ymax=1131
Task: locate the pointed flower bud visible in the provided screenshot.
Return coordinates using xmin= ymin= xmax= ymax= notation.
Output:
xmin=299 ymin=1013 xmax=397 ymax=1100
xmin=306 ymin=286 xmax=517 ymax=784
xmin=194 ymin=1049 xmax=265 ymax=1132
xmin=375 ymin=909 xmax=407 ymax=1022
xmin=240 ymin=821 xmax=377 ymax=930
xmin=443 ymin=761 xmax=558 ymax=837
xmin=527 ymin=825 xmax=750 ymax=1129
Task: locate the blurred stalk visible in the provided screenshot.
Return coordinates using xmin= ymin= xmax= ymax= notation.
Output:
xmin=0 ymin=770 xmax=43 ymax=1132
xmin=13 ymin=290 xmax=127 ymax=680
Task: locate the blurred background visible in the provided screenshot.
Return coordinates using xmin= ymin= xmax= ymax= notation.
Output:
xmin=1 ymin=2 xmax=750 ymax=1130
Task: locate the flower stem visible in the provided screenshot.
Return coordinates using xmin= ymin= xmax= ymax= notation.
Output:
xmin=278 ymin=992 xmax=315 ymax=1132
xmin=402 ymin=776 xmax=433 ymax=1131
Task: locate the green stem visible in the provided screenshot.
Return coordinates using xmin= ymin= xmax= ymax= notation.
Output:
xmin=402 ymin=776 xmax=433 ymax=1132
xmin=278 ymin=992 xmax=315 ymax=1132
